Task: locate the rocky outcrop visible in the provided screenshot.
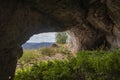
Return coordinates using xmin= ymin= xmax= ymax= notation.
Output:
xmin=0 ymin=0 xmax=120 ymax=79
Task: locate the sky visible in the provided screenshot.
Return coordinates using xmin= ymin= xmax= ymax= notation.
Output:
xmin=27 ymin=32 xmax=56 ymax=43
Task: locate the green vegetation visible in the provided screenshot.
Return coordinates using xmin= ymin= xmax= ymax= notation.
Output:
xmin=17 ymin=50 xmax=41 ymax=68
xmin=17 ymin=45 xmax=71 ymax=69
xmin=15 ymin=50 xmax=120 ymax=80
xmin=39 ymin=47 xmax=56 ymax=56
xmin=19 ymin=50 xmax=41 ymax=63
xmin=39 ymin=45 xmax=71 ymax=56
xmin=56 ymin=32 xmax=68 ymax=44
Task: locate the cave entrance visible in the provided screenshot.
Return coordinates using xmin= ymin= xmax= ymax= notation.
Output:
xmin=16 ymin=32 xmax=72 ymax=72
xmin=0 ymin=27 xmax=111 ymax=80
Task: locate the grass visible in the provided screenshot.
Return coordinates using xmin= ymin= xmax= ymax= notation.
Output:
xmin=19 ymin=50 xmax=41 ymax=62
xmin=15 ymin=50 xmax=120 ymax=80
xmin=17 ymin=45 xmax=71 ymax=68
xmin=17 ymin=50 xmax=41 ymax=68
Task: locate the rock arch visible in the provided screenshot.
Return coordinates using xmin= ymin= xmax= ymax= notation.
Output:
xmin=0 ymin=0 xmax=120 ymax=79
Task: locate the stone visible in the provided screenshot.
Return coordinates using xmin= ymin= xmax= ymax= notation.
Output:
xmin=0 ymin=0 xmax=120 ymax=79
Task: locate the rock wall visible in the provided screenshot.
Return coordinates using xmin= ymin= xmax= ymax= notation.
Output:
xmin=0 ymin=0 xmax=120 ymax=79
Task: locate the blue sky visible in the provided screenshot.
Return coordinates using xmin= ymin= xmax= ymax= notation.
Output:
xmin=27 ymin=32 xmax=56 ymax=43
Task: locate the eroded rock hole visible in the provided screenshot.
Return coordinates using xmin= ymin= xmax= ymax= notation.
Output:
xmin=17 ymin=32 xmax=72 ymax=69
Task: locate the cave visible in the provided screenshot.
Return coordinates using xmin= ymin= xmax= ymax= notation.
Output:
xmin=0 ymin=0 xmax=120 ymax=79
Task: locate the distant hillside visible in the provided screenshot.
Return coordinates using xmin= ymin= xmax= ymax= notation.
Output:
xmin=22 ymin=42 xmax=54 ymax=50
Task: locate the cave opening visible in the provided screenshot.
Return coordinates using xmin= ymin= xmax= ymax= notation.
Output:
xmin=16 ymin=32 xmax=72 ymax=73
xmin=0 ymin=0 xmax=120 ymax=79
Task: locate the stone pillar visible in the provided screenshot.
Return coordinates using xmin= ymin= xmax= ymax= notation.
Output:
xmin=0 ymin=45 xmax=23 ymax=80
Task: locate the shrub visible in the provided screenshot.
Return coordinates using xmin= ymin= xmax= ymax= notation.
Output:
xmin=15 ymin=67 xmax=31 ymax=80
xmin=55 ymin=46 xmax=71 ymax=55
xmin=39 ymin=47 xmax=56 ymax=56
xmin=17 ymin=50 xmax=41 ymax=68
xmin=56 ymin=32 xmax=68 ymax=44
xmin=15 ymin=50 xmax=120 ymax=80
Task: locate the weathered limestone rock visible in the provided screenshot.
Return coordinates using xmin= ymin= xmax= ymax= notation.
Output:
xmin=69 ymin=24 xmax=110 ymax=52
xmin=0 ymin=0 xmax=120 ymax=79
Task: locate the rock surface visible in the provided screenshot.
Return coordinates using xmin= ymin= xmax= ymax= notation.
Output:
xmin=0 ymin=0 xmax=120 ymax=79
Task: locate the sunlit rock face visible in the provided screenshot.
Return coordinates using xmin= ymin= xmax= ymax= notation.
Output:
xmin=0 ymin=0 xmax=120 ymax=79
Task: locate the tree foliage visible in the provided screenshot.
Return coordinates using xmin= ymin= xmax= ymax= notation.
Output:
xmin=55 ymin=32 xmax=68 ymax=44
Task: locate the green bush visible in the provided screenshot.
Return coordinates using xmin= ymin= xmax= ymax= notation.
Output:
xmin=17 ymin=50 xmax=41 ymax=68
xmin=55 ymin=45 xmax=71 ymax=55
xmin=56 ymin=32 xmax=68 ymax=44
xmin=15 ymin=50 xmax=120 ymax=80
xmin=39 ymin=47 xmax=56 ymax=56
xmin=15 ymin=67 xmax=31 ymax=80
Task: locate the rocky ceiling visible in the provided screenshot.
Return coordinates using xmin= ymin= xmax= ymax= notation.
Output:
xmin=0 ymin=0 xmax=120 ymax=79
